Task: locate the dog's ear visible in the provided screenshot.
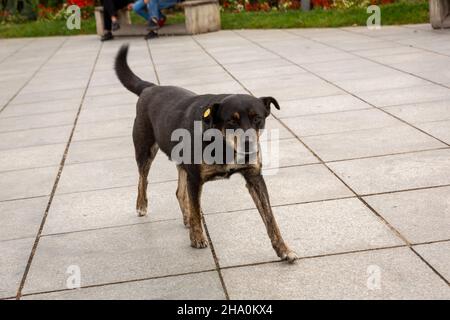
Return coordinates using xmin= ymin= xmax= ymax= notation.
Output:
xmin=202 ymin=103 xmax=221 ymax=128
xmin=260 ymin=96 xmax=280 ymax=117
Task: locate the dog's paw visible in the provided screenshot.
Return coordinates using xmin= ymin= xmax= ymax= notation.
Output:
xmin=191 ymin=237 xmax=208 ymax=249
xmin=137 ymin=208 xmax=147 ymax=217
xmin=281 ymin=250 xmax=299 ymax=264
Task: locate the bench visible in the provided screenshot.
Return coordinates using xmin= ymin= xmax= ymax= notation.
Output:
xmin=430 ymin=0 xmax=450 ymax=29
xmin=94 ymin=0 xmax=220 ymax=36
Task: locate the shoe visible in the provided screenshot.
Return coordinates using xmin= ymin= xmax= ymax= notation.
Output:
xmin=148 ymin=17 xmax=159 ymax=30
xmin=101 ymin=32 xmax=114 ymax=41
xmin=158 ymin=15 xmax=166 ymax=28
xmin=145 ymin=30 xmax=158 ymax=40
xmin=112 ymin=21 xmax=120 ymax=31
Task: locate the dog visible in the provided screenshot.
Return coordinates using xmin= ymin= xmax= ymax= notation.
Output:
xmin=115 ymin=44 xmax=298 ymax=263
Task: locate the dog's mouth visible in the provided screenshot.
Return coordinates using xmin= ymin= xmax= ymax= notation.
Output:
xmin=223 ymin=130 xmax=260 ymax=163
xmin=232 ymin=138 xmax=258 ymax=154
xmin=233 ymin=139 xmax=259 ymax=165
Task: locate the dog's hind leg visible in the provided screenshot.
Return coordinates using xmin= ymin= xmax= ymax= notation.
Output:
xmin=176 ymin=166 xmax=190 ymax=227
xmin=133 ymin=118 xmax=159 ymax=217
xmin=185 ymin=175 xmax=208 ymax=248
xmin=243 ymin=172 xmax=298 ymax=263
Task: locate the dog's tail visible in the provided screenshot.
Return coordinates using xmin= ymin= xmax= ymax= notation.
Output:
xmin=115 ymin=44 xmax=155 ymax=96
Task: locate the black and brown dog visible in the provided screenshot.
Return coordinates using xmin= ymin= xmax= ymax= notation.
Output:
xmin=115 ymin=44 xmax=298 ymax=263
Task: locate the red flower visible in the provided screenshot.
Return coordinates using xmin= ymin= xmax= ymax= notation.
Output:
xmin=66 ymin=0 xmax=94 ymax=8
xmin=312 ymin=0 xmax=331 ymax=8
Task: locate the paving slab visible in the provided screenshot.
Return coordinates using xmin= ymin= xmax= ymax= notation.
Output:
xmin=0 ymin=238 xmax=35 ymax=299
xmin=302 ymin=62 xmax=396 ymax=82
xmin=0 ymin=197 xmax=48 ymax=242
xmin=414 ymin=241 xmax=450 ymax=282
xmin=158 ymin=65 xmax=226 ymax=81
xmin=303 ymin=124 xmax=445 ymax=161
xmin=206 ymin=198 xmax=402 ymax=267
xmin=22 ymin=79 xmax=87 ymax=94
xmin=266 ymin=138 xmax=318 ymax=168
xmin=354 ymin=85 xmax=450 ymax=108
xmin=85 ymin=83 xmax=129 ymax=97
xmin=0 ymin=98 xmax=81 ymax=118
xmin=222 ymin=247 xmax=450 ymax=299
xmin=10 ymin=88 xmax=85 ymax=105
xmin=282 ymin=109 xmax=400 ymax=137
xmin=162 ymin=72 xmax=236 ymax=87
xmin=276 ymin=94 xmax=372 ymax=118
xmin=250 ymin=81 xmax=344 ymax=101
xmin=416 ymin=69 xmax=450 ymax=85
xmin=183 ymin=81 xmax=248 ymax=95
xmin=66 ymin=136 xmax=134 ymax=164
xmin=0 ymin=166 xmax=59 ymax=201
xmin=56 ymin=156 xmax=177 ymax=195
xmin=382 ymin=99 xmax=450 ymax=123
xmin=72 ymin=118 xmax=133 ymax=142
xmin=77 ymin=104 xmax=135 ymax=124
xmin=43 ymin=181 xmax=181 ymax=235
xmin=22 ymin=220 xmax=216 ymax=294
xmin=0 ymin=110 xmax=77 ymax=133
xmin=416 ymin=120 xmax=450 ymax=145
xmin=22 ymin=271 xmax=225 ymax=300
xmin=202 ymin=165 xmax=353 ymax=214
xmin=0 ymin=143 xmax=65 ymax=172
xmin=329 ymin=149 xmax=450 ymax=195
xmin=240 ymin=73 xmax=321 ymax=91
xmin=82 ymin=93 xmax=137 ymax=109
xmin=335 ymin=74 xmax=429 ymax=92
xmin=0 ymin=125 xmax=72 ymax=151
xmin=364 ymin=187 xmax=450 ymax=244
xmin=263 ymin=117 xmax=293 ymax=140
xmin=352 ymin=45 xmax=423 ymax=58
xmin=227 ymin=64 xmax=305 ymax=81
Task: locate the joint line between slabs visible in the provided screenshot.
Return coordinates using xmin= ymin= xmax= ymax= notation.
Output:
xmin=280 ymin=29 xmax=450 ymax=147
xmin=0 ymin=39 xmax=36 ymax=65
xmin=202 ymin=218 xmax=230 ymax=300
xmin=228 ymin=30 xmax=450 ymax=285
xmin=342 ymin=25 xmax=450 ymax=61
xmin=15 ymin=42 xmax=104 ymax=299
xmin=0 ymin=38 xmax=69 ymax=115
xmin=146 ymin=40 xmax=161 ymax=85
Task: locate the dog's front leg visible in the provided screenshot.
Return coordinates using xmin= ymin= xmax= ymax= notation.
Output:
xmin=186 ymin=177 xmax=208 ymax=248
xmin=244 ymin=173 xmax=298 ymax=263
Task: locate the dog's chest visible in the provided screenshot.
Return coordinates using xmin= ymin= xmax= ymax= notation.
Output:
xmin=200 ymin=163 xmax=258 ymax=181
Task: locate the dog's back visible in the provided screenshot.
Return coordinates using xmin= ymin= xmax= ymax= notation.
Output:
xmin=115 ymin=44 xmax=230 ymax=157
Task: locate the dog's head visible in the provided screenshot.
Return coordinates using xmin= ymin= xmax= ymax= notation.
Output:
xmin=202 ymin=94 xmax=280 ymax=163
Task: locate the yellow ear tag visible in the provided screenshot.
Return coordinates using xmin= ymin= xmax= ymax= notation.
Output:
xmin=203 ymin=108 xmax=211 ymax=118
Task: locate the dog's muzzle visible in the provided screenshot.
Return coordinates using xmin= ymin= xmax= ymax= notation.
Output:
xmin=234 ymin=136 xmax=259 ymax=164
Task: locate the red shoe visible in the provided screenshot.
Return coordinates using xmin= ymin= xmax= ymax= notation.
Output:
xmin=158 ymin=16 xmax=166 ymax=28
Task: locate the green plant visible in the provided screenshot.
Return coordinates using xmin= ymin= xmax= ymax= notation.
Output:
xmin=332 ymin=0 xmax=371 ymax=8
xmin=0 ymin=0 xmax=39 ymax=21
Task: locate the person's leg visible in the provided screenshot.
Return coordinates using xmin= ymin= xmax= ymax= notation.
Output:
xmin=132 ymin=0 xmax=149 ymax=20
xmin=147 ymin=0 xmax=160 ymax=21
xmin=102 ymin=0 xmax=114 ymax=31
xmin=158 ymin=0 xmax=178 ymax=10
xmin=101 ymin=0 xmax=114 ymax=40
xmin=103 ymin=0 xmax=123 ymax=31
xmin=155 ymin=0 xmax=178 ymax=27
